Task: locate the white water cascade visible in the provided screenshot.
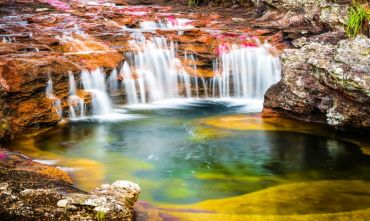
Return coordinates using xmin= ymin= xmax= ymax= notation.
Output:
xmin=80 ymin=69 xmax=112 ymax=115
xmin=139 ymin=18 xmax=193 ymax=31
xmin=121 ymin=34 xmax=191 ymax=104
xmin=68 ymin=72 xmax=85 ymax=119
xmin=212 ymin=43 xmax=281 ymax=99
xmin=60 ymin=35 xmax=281 ymax=120
xmin=117 ymin=35 xmax=281 ymax=105
xmin=108 ymin=69 xmax=120 ymax=95
xmin=46 ymin=76 xmax=62 ymax=116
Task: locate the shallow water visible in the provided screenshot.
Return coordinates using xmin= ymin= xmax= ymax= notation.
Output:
xmin=9 ymin=99 xmax=370 ymax=219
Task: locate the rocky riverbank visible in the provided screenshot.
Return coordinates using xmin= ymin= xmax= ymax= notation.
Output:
xmin=259 ymin=0 xmax=370 ymax=130
xmin=264 ymin=34 xmax=370 ymax=129
xmin=0 ymin=149 xmax=141 ymax=220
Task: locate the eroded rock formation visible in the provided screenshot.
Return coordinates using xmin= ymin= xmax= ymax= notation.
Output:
xmin=264 ymin=34 xmax=370 ymax=129
xmin=0 ymin=149 xmax=140 ymax=220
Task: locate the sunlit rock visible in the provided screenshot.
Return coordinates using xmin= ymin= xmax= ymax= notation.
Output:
xmin=264 ymin=35 xmax=370 ymax=129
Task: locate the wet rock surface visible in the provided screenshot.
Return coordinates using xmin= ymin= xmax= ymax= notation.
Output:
xmin=264 ymin=34 xmax=370 ymax=129
xmin=0 ymin=149 xmax=141 ymax=221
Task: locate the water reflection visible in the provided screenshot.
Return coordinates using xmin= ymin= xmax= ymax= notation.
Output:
xmin=10 ymin=101 xmax=370 ymax=205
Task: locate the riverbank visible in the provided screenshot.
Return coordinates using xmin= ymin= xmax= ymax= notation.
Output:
xmin=0 ymin=148 xmax=141 ymax=220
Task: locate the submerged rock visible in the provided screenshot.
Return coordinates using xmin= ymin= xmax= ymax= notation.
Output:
xmin=264 ymin=35 xmax=370 ymax=129
xmin=160 ymin=180 xmax=370 ymax=220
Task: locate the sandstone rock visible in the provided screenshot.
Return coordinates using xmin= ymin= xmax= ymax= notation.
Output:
xmin=0 ymin=162 xmax=141 ymax=221
xmin=264 ymin=35 xmax=370 ymax=129
xmin=231 ymin=17 xmax=247 ymax=23
xmin=252 ymin=0 xmax=350 ymax=37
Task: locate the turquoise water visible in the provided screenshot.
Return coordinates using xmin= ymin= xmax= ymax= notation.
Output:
xmin=10 ymin=100 xmax=370 ymax=205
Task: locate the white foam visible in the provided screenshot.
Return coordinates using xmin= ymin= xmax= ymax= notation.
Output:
xmin=124 ymin=98 xmax=263 ymax=113
xmin=69 ymin=113 xmax=145 ymax=122
xmin=56 ymin=166 xmax=79 ymax=172
xmin=33 ymin=159 xmax=59 ymax=165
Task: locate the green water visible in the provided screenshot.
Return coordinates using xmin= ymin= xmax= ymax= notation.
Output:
xmin=9 ymin=100 xmax=370 ymax=207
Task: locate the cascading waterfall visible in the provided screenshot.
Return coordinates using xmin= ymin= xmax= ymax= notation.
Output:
xmin=108 ymin=69 xmax=120 ymax=95
xmin=57 ymin=34 xmax=280 ymax=120
xmin=80 ymin=69 xmax=112 ymax=115
xmin=121 ymin=33 xmax=191 ymax=104
xmin=117 ymin=35 xmax=280 ymax=105
xmin=68 ymin=72 xmax=85 ymax=119
xmin=46 ymin=76 xmax=62 ymax=116
xmin=211 ymin=43 xmax=281 ymax=99
xmin=139 ymin=18 xmax=193 ymax=30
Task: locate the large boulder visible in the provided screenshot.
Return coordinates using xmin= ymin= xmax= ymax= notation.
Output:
xmin=264 ymin=34 xmax=370 ymax=129
xmin=251 ymin=0 xmax=349 ymax=39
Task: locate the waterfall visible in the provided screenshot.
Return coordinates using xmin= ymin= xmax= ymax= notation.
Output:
xmin=139 ymin=18 xmax=193 ymax=30
xmin=121 ymin=34 xmax=190 ymax=104
xmin=212 ymin=43 xmax=281 ymax=99
xmin=68 ymin=72 xmax=85 ymax=119
xmin=121 ymin=61 xmax=139 ymax=104
xmin=60 ymin=35 xmax=281 ymax=119
xmin=46 ymin=76 xmax=62 ymax=116
xmin=81 ymin=69 xmax=112 ymax=115
xmin=108 ymin=69 xmax=120 ymax=95
xmin=118 ymin=35 xmax=280 ymax=105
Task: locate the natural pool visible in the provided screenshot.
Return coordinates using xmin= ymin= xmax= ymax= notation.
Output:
xmin=9 ymin=99 xmax=370 ymax=220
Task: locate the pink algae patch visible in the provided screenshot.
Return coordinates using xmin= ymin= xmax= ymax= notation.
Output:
xmin=0 ymin=153 xmax=7 ymax=160
xmin=167 ymin=16 xmax=179 ymax=26
xmin=39 ymin=0 xmax=71 ymax=10
xmin=215 ymin=40 xmax=257 ymax=56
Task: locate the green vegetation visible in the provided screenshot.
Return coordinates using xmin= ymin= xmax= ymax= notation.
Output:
xmin=96 ymin=211 xmax=106 ymax=221
xmin=188 ymin=0 xmax=202 ymax=6
xmin=346 ymin=1 xmax=370 ymax=37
